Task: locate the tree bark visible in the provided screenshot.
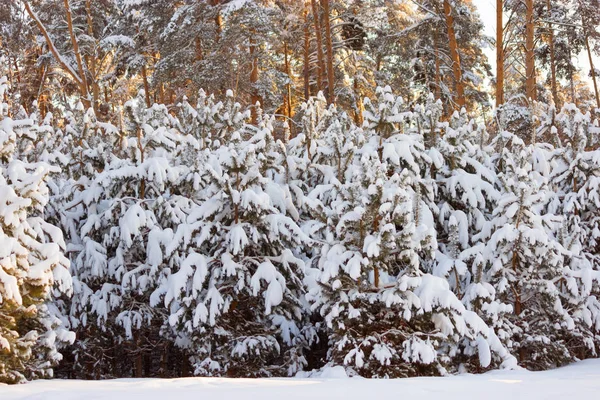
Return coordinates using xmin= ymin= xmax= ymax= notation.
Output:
xmin=141 ymin=64 xmax=151 ymax=107
xmin=85 ymin=0 xmax=100 ymax=112
xmin=303 ymin=7 xmax=311 ymax=100
xmin=11 ymin=56 xmax=22 ymax=109
xmin=353 ymin=78 xmax=364 ymax=126
xmin=443 ymin=0 xmax=466 ymax=110
xmin=134 ymin=352 xmax=143 ymax=378
xmin=525 ymin=0 xmax=537 ymax=102
xmin=249 ymin=35 xmax=261 ymax=123
xmin=310 ymin=0 xmax=325 ymax=93
xmin=546 ymin=0 xmax=559 ymax=108
xmin=38 ymin=63 xmax=48 ymax=119
xmin=434 ymin=29 xmax=442 ymax=101
xmin=496 ymin=0 xmax=504 ymax=107
xmin=210 ymin=0 xmax=223 ymax=43
xmin=283 ymin=41 xmax=293 ymax=120
xmin=321 ymin=0 xmax=335 ymax=104
xmin=64 ymin=0 xmax=90 ymax=107
xmin=585 ymin=35 xmax=600 ymax=110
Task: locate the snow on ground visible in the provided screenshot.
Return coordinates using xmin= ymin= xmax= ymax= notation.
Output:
xmin=4 ymin=359 xmax=600 ymax=400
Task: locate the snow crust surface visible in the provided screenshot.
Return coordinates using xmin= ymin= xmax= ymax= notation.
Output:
xmin=4 ymin=359 xmax=600 ymax=400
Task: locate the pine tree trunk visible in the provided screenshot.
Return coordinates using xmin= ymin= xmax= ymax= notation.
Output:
xmin=144 ymin=352 xmax=151 ymax=377
xmin=513 ymin=209 xmax=523 ymax=318
xmin=284 ymin=41 xmax=293 ymax=120
xmin=134 ymin=352 xmax=143 ymax=378
xmin=249 ymin=36 xmax=261 ymax=123
xmin=303 ymin=7 xmax=311 ymax=100
xmin=443 ymin=0 xmax=466 ymax=110
xmin=11 ymin=56 xmax=21 ymax=87
xmin=64 ymin=0 xmax=90 ymax=108
xmin=138 ymin=127 xmax=146 ymax=198
xmin=160 ymin=343 xmax=168 ymax=378
xmin=210 ymin=0 xmax=223 ymax=43
xmin=434 ymin=29 xmax=442 ymax=101
xmin=141 ymin=64 xmax=151 ymax=107
xmin=85 ymin=0 xmax=100 ymax=112
xmin=525 ymin=0 xmax=537 ymax=102
xmin=353 ymin=78 xmax=364 ymax=126
xmin=181 ymin=356 xmax=190 ymax=377
xmin=584 ymin=32 xmax=600 ymax=110
xmin=546 ymin=0 xmax=559 ymax=108
xmin=311 ymin=0 xmax=325 ymax=93
xmin=37 ymin=63 xmax=48 ymax=119
xmin=6 ymin=55 xmax=13 ymax=114
xmin=496 ymin=0 xmax=504 ymax=107
xmin=321 ymin=0 xmax=335 ymax=105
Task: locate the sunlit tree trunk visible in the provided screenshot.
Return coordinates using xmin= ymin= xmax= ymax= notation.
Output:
xmin=311 ymin=0 xmax=325 ymax=93
xmin=580 ymin=5 xmax=600 ymax=110
xmin=321 ymin=0 xmax=335 ymax=104
xmin=546 ymin=0 xmax=559 ymax=108
xmin=283 ymin=41 xmax=293 ymax=120
xmin=210 ymin=0 xmax=223 ymax=43
xmin=250 ymin=36 xmax=261 ymax=123
xmin=443 ymin=0 xmax=466 ymax=110
xmin=85 ymin=0 xmax=100 ymax=112
xmin=64 ymin=0 xmax=90 ymax=108
xmin=496 ymin=0 xmax=504 ymax=107
xmin=353 ymin=78 xmax=363 ymax=126
xmin=141 ymin=64 xmax=151 ymax=107
xmin=434 ymin=29 xmax=442 ymax=102
xmin=525 ymin=0 xmax=537 ymax=102
xmin=303 ymin=7 xmax=311 ymax=100
xmin=38 ymin=63 xmax=48 ymax=119
xmin=585 ymin=35 xmax=600 ymax=110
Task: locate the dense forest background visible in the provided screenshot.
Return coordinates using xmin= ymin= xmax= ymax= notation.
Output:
xmin=2 ymin=0 xmax=599 ymax=130
xmin=1 ymin=0 xmax=600 ymax=384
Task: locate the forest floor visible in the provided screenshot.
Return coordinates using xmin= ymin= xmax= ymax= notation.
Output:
xmin=4 ymin=359 xmax=599 ymax=400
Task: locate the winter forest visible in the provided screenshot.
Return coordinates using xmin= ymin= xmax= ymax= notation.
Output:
xmin=1 ymin=0 xmax=600 ymax=385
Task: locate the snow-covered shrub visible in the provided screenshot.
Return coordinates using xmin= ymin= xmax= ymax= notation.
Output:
xmin=0 ymin=76 xmax=73 ymax=383
xmin=485 ymin=130 xmax=585 ymax=369
xmin=304 ymin=87 xmax=504 ymax=377
xmin=153 ymin=111 xmax=315 ymax=377
xmin=6 ymin=75 xmax=600 ymax=379
xmin=57 ymin=94 xmax=196 ymax=378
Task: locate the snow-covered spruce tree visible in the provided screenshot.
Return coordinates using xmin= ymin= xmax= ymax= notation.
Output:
xmin=306 ymin=87 xmax=497 ymax=377
xmin=153 ymin=110 xmax=314 ymax=377
xmin=426 ymin=105 xmax=515 ymax=370
xmin=207 ymin=89 xmax=250 ymax=150
xmin=286 ymin=92 xmax=365 ymax=232
xmin=286 ymin=93 xmax=339 ymax=190
xmin=0 ymin=76 xmax=73 ymax=384
xmin=486 ymin=130 xmax=583 ymax=369
xmin=548 ymin=103 xmax=600 ymax=360
xmin=65 ymin=92 xmax=196 ymax=378
xmin=177 ymin=89 xmax=221 ymax=150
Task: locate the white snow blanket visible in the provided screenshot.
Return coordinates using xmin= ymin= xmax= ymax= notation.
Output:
xmin=4 ymin=359 xmax=600 ymax=400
